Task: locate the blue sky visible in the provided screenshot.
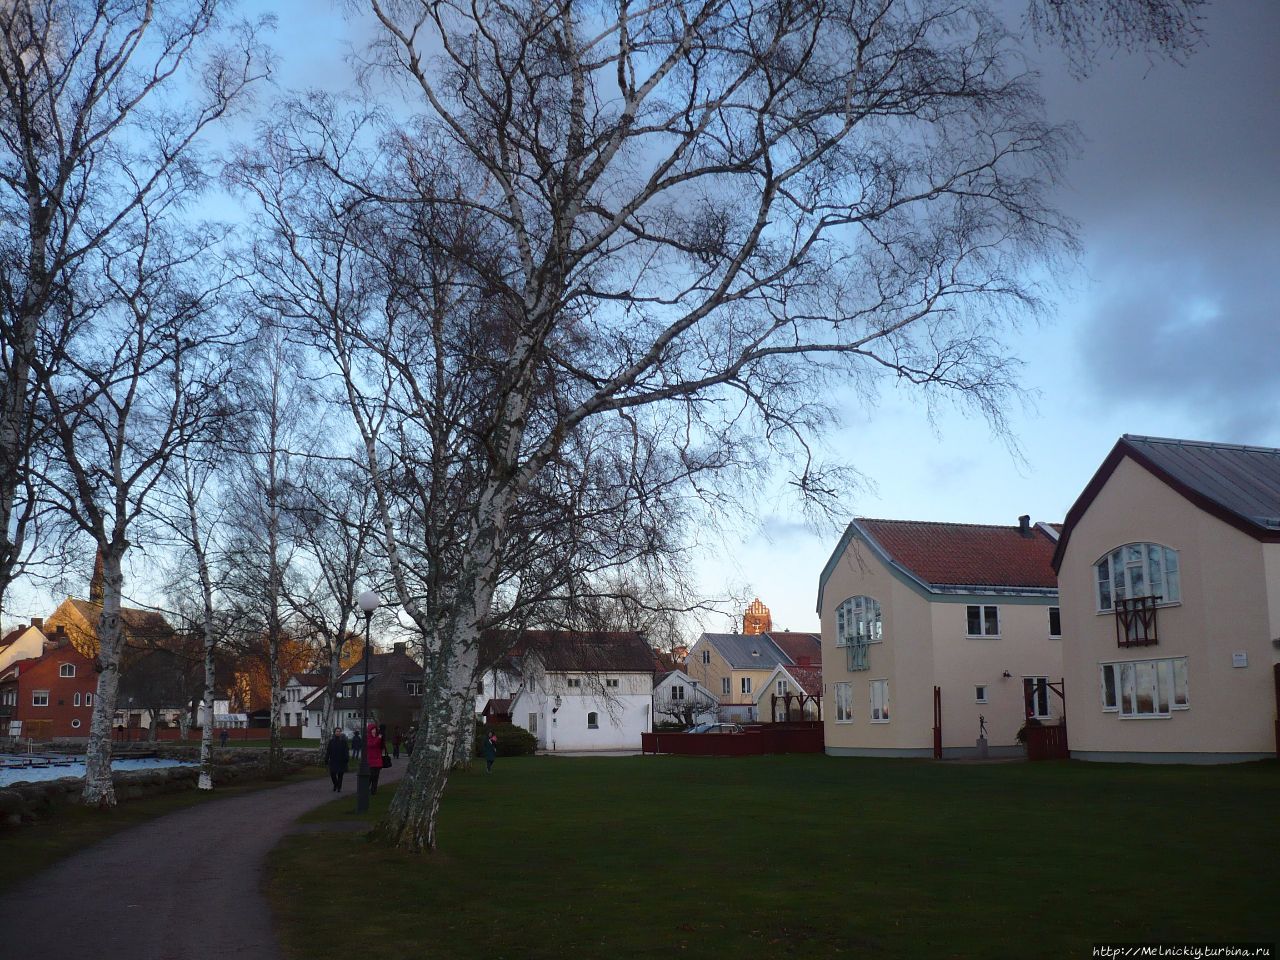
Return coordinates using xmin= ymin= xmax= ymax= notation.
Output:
xmin=7 ymin=2 xmax=1277 ymax=643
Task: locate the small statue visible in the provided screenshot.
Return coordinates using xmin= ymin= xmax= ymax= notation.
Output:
xmin=978 ymin=714 xmax=987 ymax=739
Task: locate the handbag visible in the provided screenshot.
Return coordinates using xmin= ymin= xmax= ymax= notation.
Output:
xmin=381 ymin=751 xmax=392 ymax=768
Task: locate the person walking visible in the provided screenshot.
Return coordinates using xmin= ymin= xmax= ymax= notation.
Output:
xmin=483 ymin=731 xmax=498 ymax=774
xmin=365 ymin=721 xmax=385 ymax=795
xmin=324 ymin=727 xmax=349 ymax=792
xmin=219 ymin=728 xmax=229 ymax=749
xmin=392 ymin=727 xmax=403 ymax=759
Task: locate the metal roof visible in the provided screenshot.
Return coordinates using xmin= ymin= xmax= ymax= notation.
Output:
xmin=699 ymin=633 xmax=790 ymax=670
xmin=1122 ymin=435 xmax=1280 ymax=530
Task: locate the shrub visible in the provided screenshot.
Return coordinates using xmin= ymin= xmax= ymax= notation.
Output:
xmin=475 ymin=722 xmax=537 ymax=757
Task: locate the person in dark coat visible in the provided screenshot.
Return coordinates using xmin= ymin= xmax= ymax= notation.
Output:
xmin=325 ymin=727 xmax=350 ymax=792
xmin=392 ymin=727 xmax=403 ymax=759
xmin=365 ymin=721 xmax=385 ymax=795
xmin=483 ymin=731 xmax=498 ymax=773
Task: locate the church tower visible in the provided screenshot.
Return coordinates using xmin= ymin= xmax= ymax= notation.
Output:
xmin=742 ymin=597 xmax=772 ymax=635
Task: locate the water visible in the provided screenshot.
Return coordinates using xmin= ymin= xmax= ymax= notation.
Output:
xmin=0 ymin=756 xmax=195 ymax=787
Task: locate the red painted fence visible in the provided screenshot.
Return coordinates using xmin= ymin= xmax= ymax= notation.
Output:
xmin=642 ymin=722 xmax=824 ymax=756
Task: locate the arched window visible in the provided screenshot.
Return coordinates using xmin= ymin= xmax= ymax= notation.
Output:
xmin=1095 ymin=544 xmax=1181 ymax=611
xmin=59 ymin=663 xmax=75 ymax=678
xmin=587 ymin=712 xmax=599 ymax=729
xmin=835 ymin=596 xmax=882 ymax=646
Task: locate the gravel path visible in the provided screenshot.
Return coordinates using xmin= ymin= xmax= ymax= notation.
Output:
xmin=0 ymin=764 xmax=403 ymax=960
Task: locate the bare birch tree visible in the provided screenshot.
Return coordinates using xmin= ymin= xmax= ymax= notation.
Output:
xmin=39 ymin=210 xmax=241 ymax=806
xmin=323 ymin=0 xmax=1078 ymax=851
xmin=0 ymin=0 xmax=270 ymax=620
xmin=221 ymin=327 xmax=323 ymax=777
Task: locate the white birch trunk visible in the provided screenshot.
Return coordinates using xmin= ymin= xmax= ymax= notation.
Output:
xmin=81 ymin=549 xmax=127 ymax=807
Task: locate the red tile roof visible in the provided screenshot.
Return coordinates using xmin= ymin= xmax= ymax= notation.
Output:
xmin=784 ymin=663 xmax=822 ymax=696
xmin=763 ymin=632 xmax=821 ymax=665
xmin=859 ymin=519 xmax=1058 ymax=588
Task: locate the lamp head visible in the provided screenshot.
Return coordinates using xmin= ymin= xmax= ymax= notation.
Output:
xmin=357 ymin=590 xmax=381 ymax=615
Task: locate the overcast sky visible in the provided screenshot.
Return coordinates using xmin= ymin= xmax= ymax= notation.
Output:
xmin=7 ymin=1 xmax=1277 ymax=642
xmin=698 ymin=0 xmax=1280 ymax=634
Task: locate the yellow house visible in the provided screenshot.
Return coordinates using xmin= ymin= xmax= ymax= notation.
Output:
xmin=684 ymin=632 xmax=819 ymax=721
xmin=1053 ymin=435 xmax=1280 ymax=763
xmin=818 ymin=517 xmax=1062 ymax=757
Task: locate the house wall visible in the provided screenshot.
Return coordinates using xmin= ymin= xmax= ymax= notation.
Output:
xmin=1060 ymin=456 xmax=1277 ymax=761
xmin=683 ymin=639 xmax=733 ymax=704
xmin=653 ymin=672 xmax=717 ymax=726
xmin=929 ymin=598 xmax=1062 ymax=750
xmin=511 ymin=670 xmax=652 ymax=750
xmin=821 ymin=537 xmax=938 ymax=755
xmin=12 ymin=646 xmax=99 ymax=738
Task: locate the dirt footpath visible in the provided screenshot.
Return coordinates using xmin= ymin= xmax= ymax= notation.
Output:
xmin=0 ymin=764 xmax=402 ymax=960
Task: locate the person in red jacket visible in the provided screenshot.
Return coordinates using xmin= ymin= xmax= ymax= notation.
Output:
xmin=365 ymin=721 xmax=385 ymax=795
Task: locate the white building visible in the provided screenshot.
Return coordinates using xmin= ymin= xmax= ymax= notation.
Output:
xmin=500 ymin=631 xmax=657 ymax=751
xmin=653 ymin=669 xmax=719 ymax=727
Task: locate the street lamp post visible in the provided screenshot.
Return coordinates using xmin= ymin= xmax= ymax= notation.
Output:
xmin=355 ymin=589 xmax=380 ymax=813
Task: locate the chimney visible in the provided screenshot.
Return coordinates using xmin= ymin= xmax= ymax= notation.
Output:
xmin=31 ymin=617 xmax=43 ymax=631
xmin=1018 ymin=515 xmax=1032 ymax=538
xmin=393 ymin=641 xmax=406 ymax=655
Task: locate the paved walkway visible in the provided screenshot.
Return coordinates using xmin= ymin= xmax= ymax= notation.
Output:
xmin=0 ymin=764 xmax=402 ymax=960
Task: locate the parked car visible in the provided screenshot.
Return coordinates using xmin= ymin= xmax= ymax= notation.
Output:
xmin=685 ymin=722 xmax=744 ymax=734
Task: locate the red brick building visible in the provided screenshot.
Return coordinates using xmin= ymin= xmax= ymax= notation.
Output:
xmin=0 ymin=630 xmax=99 ymax=739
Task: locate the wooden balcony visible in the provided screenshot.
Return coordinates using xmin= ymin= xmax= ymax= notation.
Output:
xmin=1115 ymin=595 xmax=1161 ymax=647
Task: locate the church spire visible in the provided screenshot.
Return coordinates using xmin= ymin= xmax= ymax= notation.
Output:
xmin=90 ymin=550 xmax=104 ymax=604
xmin=742 ymin=597 xmax=772 ymax=635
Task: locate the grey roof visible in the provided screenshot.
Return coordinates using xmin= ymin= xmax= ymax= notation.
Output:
xmin=698 ymin=633 xmax=790 ymax=669
xmin=1123 ymin=435 xmax=1280 ymax=530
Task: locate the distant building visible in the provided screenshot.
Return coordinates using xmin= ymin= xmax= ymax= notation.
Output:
xmin=684 ymin=631 xmax=820 ymax=720
xmin=653 ymin=669 xmax=719 ymax=727
xmin=1 ymin=628 xmax=99 ymax=740
xmin=498 ymin=631 xmax=656 ymax=751
xmin=741 ymin=597 xmax=772 ymax=635
xmin=304 ymin=642 xmax=424 ymax=738
xmin=755 ymin=662 xmax=823 ymax=722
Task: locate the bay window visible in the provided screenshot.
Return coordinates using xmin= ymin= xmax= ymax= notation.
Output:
xmin=1100 ymin=657 xmax=1189 ymax=717
xmin=836 ymin=596 xmax=882 ymax=646
xmin=1096 ymin=543 xmax=1181 ymax=611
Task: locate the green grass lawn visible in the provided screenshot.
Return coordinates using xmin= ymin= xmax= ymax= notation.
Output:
xmin=267 ymin=756 xmax=1278 ymax=960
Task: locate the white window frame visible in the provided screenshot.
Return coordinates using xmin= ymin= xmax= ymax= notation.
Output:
xmin=835 ymin=595 xmax=883 ymax=647
xmin=702 ymin=649 xmax=711 ymax=665
xmin=869 ymin=679 xmax=889 ymax=722
xmin=966 ymin=605 xmax=1000 ymax=637
xmin=586 ymin=711 xmax=599 ymax=730
xmin=975 ymin=685 xmax=987 ymax=704
xmin=59 ymin=663 xmax=76 ymax=678
xmin=73 ymin=692 xmax=81 ymax=707
xmin=566 ymin=677 xmax=582 ymax=689
xmin=740 ymin=677 xmax=752 ymax=695
xmin=86 ymin=693 xmax=93 ymax=706
xmin=71 ymin=719 xmax=81 ymax=729
xmin=776 ymin=679 xmax=788 ymax=696
xmin=605 ymin=678 xmax=619 ymax=689
xmin=1100 ymin=657 xmax=1189 ymax=717
xmin=1095 ymin=543 xmax=1181 ymax=612
xmin=721 ymin=677 xmax=730 ymax=696
xmin=670 ymin=684 xmax=685 ymax=700
xmin=1048 ymin=607 xmax=1062 ymax=639
xmin=834 ymin=682 xmax=853 ymax=722
xmin=32 ymin=690 xmax=49 ymax=707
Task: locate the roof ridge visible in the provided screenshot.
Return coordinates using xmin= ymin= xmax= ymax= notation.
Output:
xmin=1124 ymin=434 xmax=1280 ymax=456
xmin=858 ymin=517 xmax=1060 ymax=531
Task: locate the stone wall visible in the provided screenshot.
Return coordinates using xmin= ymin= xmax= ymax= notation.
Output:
xmin=0 ymin=748 xmax=322 ymax=826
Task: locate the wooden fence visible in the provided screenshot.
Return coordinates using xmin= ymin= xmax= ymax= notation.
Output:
xmin=642 ymin=721 xmax=823 ymax=756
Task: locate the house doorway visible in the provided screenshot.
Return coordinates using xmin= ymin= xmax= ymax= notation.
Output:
xmin=1023 ymin=677 xmax=1068 ymax=760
